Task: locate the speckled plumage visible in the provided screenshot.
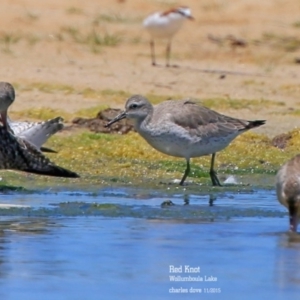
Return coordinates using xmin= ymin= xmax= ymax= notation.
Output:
xmin=276 ymin=154 xmax=300 ymax=232
xmin=106 ymin=95 xmax=265 ymax=185
xmin=0 ymin=82 xmax=79 ymax=178
xmin=0 ymin=126 xmax=78 ymax=177
xmin=0 ymin=82 xmax=63 ymax=152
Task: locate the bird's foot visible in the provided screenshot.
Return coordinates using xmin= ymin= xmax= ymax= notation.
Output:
xmin=152 ymin=62 xmax=164 ymax=68
xmin=166 ymin=64 xmax=179 ymax=68
xmin=210 ymin=170 xmax=222 ymax=187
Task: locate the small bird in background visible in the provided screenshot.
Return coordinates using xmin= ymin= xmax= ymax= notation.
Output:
xmin=143 ymin=6 xmax=194 ymax=67
xmin=276 ymin=155 xmax=300 ymax=232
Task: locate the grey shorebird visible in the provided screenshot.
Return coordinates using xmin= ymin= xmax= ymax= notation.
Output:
xmin=106 ymin=95 xmax=265 ymax=186
xmin=276 ymin=155 xmax=300 ymax=232
xmin=0 ymin=82 xmax=63 ymax=153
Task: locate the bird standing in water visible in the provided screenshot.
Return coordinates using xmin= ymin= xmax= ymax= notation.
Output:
xmin=276 ymin=155 xmax=300 ymax=232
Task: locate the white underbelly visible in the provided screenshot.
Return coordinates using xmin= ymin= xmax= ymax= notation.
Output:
xmin=139 ymin=129 xmax=237 ymax=158
xmin=146 ymin=27 xmax=178 ymax=39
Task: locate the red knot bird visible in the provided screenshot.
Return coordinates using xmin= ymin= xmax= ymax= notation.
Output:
xmin=143 ymin=6 xmax=194 ymax=67
xmin=276 ymin=154 xmax=300 ymax=232
xmin=106 ymin=95 xmax=265 ymax=186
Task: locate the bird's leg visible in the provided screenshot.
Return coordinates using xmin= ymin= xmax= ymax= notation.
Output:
xmin=209 ymin=153 xmax=222 ymax=186
xmin=166 ymin=40 xmax=171 ymax=67
xmin=150 ymin=40 xmax=156 ymax=66
xmin=288 ymin=200 xmax=298 ymax=232
xmin=180 ymin=158 xmax=190 ymax=186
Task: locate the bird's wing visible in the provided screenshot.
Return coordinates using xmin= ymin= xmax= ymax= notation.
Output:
xmin=170 ymin=100 xmax=249 ymax=138
xmin=9 ymin=117 xmax=64 ymax=149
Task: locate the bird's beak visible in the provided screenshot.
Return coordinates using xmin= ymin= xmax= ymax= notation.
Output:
xmin=105 ymin=111 xmax=127 ymax=127
xmin=187 ymin=15 xmax=195 ymax=21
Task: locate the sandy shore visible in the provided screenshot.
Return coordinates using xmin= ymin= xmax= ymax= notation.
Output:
xmin=1 ymin=0 xmax=300 ymax=137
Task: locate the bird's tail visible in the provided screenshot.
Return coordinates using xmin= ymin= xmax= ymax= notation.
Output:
xmin=24 ymin=165 xmax=79 ymax=178
xmin=245 ymin=120 xmax=266 ymax=130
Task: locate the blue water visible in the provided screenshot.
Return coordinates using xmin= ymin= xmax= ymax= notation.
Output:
xmin=0 ymin=188 xmax=299 ymax=300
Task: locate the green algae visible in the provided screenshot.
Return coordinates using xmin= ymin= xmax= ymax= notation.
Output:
xmin=33 ymin=128 xmax=297 ymax=189
xmin=4 ymin=85 xmax=300 ymax=190
xmin=1 ymin=130 xmax=277 ymax=193
xmin=0 ymin=201 xmax=286 ymax=219
xmin=0 ymin=183 xmax=28 ymax=193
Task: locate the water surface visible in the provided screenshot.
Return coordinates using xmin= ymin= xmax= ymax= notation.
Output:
xmin=0 ymin=187 xmax=299 ymax=299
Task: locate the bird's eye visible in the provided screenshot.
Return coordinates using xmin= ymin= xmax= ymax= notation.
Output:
xmin=130 ymin=104 xmax=138 ymax=109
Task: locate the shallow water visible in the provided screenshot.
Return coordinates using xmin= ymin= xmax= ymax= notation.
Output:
xmin=0 ymin=187 xmax=299 ymax=299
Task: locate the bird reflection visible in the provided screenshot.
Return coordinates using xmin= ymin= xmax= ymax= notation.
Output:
xmin=275 ymin=233 xmax=300 ymax=289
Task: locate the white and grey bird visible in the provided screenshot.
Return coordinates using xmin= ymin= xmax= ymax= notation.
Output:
xmin=0 ymin=82 xmax=63 ymax=152
xmin=276 ymin=155 xmax=300 ymax=232
xmin=143 ymin=6 xmax=194 ymax=67
xmin=8 ymin=116 xmax=64 ymax=153
xmin=106 ymin=95 xmax=265 ymax=186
